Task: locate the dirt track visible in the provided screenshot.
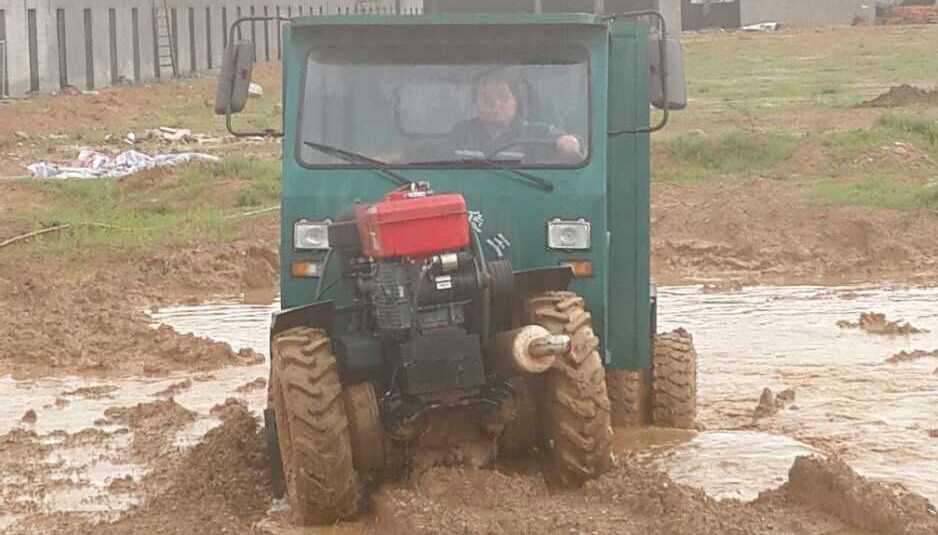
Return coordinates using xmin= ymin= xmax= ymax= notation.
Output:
xmin=3 ymin=27 xmax=938 ymax=535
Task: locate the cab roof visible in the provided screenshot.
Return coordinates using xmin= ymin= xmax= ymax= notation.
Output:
xmin=289 ymin=12 xmax=609 ymax=28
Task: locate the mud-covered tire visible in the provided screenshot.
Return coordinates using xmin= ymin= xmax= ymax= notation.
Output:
xmin=497 ymin=377 xmax=540 ymax=458
xmin=270 ymin=327 xmax=361 ymax=525
xmin=651 ymin=328 xmax=698 ymax=429
xmin=606 ymin=369 xmax=652 ymax=427
xmin=526 ymin=291 xmax=613 ymax=487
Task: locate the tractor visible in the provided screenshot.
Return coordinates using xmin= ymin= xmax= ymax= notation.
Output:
xmin=216 ymin=8 xmax=696 ymax=525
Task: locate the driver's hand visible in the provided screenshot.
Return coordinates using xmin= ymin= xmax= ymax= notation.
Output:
xmin=555 ymin=135 xmax=583 ymax=158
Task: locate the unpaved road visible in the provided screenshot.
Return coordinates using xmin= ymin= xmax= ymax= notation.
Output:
xmin=3 ymin=25 xmax=938 ymax=535
xmin=3 ymin=287 xmax=938 ymax=534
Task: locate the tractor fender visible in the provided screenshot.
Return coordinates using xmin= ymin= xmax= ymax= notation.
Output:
xmin=512 ymin=266 xmax=574 ymax=298
xmin=270 ymin=300 xmax=335 ymax=339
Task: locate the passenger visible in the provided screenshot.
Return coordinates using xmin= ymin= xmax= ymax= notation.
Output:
xmin=441 ymin=77 xmax=583 ymax=162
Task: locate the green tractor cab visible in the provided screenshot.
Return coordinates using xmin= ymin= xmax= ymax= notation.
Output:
xmin=217 ymin=10 xmax=695 ymax=526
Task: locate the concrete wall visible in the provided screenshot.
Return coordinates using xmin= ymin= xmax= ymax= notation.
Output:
xmin=0 ymin=0 xmax=405 ymax=98
xmin=739 ymin=0 xmax=874 ymax=26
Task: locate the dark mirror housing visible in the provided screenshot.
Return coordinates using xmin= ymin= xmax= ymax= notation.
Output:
xmin=649 ymin=35 xmax=687 ymax=111
xmin=214 ymin=41 xmax=256 ymax=116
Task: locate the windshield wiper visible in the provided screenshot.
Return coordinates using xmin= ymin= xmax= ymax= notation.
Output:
xmin=302 ymin=141 xmax=411 ymax=187
xmin=405 ymin=158 xmax=554 ymax=192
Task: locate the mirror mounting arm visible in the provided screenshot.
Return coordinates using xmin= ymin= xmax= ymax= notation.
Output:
xmin=605 ymin=10 xmax=669 ymax=136
xmin=223 ymin=16 xmax=290 ymax=138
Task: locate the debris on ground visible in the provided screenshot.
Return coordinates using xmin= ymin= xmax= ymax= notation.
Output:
xmin=742 ymin=22 xmax=781 ymax=31
xmin=885 ymin=349 xmax=938 ymax=364
xmin=209 ymin=398 xmax=250 ymax=421
xmin=125 ymin=127 xmax=223 ymax=146
xmin=701 ymin=279 xmax=744 ymax=293
xmin=63 ymin=385 xmax=119 ymax=399
xmin=248 ymin=83 xmax=264 ymax=99
xmin=836 ymin=312 xmax=928 ymax=335
xmin=27 ymin=148 xmax=220 ymax=179
xmin=753 ymin=387 xmax=797 ymax=420
xmin=153 ymin=378 xmax=193 ymax=398
xmin=21 ymin=409 xmax=37 ymax=424
xmin=927 ymin=430 xmax=938 ymax=439
xmin=786 ymin=455 xmax=938 ymax=535
xmin=860 ymin=84 xmax=938 ymax=108
xmin=234 ymin=377 xmax=267 ymax=393
xmin=753 ymin=388 xmax=780 ymax=419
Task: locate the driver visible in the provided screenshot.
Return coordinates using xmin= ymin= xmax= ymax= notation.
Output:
xmin=441 ymin=76 xmax=583 ymax=161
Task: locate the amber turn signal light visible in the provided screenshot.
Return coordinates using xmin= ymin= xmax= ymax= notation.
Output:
xmin=291 ymin=260 xmax=323 ymax=278
xmin=561 ymin=260 xmax=593 ymax=278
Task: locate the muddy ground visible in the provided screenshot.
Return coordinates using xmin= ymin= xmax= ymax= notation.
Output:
xmin=2 ymin=25 xmax=938 ymax=535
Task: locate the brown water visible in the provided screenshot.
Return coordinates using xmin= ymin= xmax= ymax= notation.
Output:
xmin=656 ymin=284 xmax=938 ymax=503
xmin=2 ymin=284 xmax=936 ymax=528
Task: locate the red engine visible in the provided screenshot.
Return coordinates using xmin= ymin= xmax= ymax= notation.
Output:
xmin=355 ymin=188 xmax=470 ymax=258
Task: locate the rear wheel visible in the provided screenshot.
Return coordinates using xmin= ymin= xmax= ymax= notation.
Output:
xmin=606 ymin=369 xmax=651 ymax=427
xmin=270 ymin=327 xmax=361 ymax=525
xmin=526 ymin=291 xmax=613 ymax=487
xmin=651 ymin=328 xmax=698 ymax=429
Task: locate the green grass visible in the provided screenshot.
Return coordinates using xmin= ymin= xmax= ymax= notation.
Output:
xmin=811 ymin=178 xmax=938 ymax=211
xmin=14 ymin=156 xmax=280 ymax=251
xmin=824 ymin=113 xmax=938 ymax=161
xmin=657 ymin=129 xmax=797 ymax=180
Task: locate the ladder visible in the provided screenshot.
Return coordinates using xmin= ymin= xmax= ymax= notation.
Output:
xmin=154 ymin=0 xmax=178 ymax=78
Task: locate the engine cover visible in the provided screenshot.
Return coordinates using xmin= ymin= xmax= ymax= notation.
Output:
xmin=356 ymin=190 xmax=469 ymax=258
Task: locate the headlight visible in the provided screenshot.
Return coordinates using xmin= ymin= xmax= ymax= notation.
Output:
xmin=547 ymin=219 xmax=591 ymax=250
xmin=294 ymin=219 xmax=331 ymax=250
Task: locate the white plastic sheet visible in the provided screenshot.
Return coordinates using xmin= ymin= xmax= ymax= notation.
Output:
xmin=27 ymin=148 xmax=221 ymax=179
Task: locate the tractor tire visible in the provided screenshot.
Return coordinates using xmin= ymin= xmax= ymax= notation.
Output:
xmin=651 ymin=328 xmax=698 ymax=429
xmin=526 ymin=291 xmax=613 ymax=487
xmin=270 ymin=327 xmax=361 ymax=525
xmin=496 ymin=377 xmax=540 ymax=458
xmin=606 ymin=368 xmax=651 ymax=427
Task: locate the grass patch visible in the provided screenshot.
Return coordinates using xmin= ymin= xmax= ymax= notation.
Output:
xmin=811 ymin=178 xmax=938 ymax=211
xmin=825 ymin=113 xmax=938 ymax=161
xmin=12 ymin=156 xmax=281 ymax=252
xmin=657 ymin=130 xmax=797 ymax=180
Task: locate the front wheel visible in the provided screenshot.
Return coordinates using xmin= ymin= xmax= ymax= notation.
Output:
xmin=269 ymin=327 xmax=361 ymax=525
xmin=651 ymin=328 xmax=698 ymax=429
xmin=526 ymin=291 xmax=613 ymax=487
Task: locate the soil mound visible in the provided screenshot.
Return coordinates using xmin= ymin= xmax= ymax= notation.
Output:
xmin=100 ymin=399 xmax=197 ymax=461
xmin=651 ymin=179 xmax=938 ymax=286
xmin=786 ymin=456 xmax=938 ymax=535
xmin=860 ymin=85 xmax=938 ymax=108
xmin=91 ymin=405 xmax=270 ymax=535
xmin=0 ymin=269 xmax=264 ymax=379
xmin=886 ymin=349 xmax=938 ymax=363
xmin=836 ymin=312 xmax=928 ymax=335
xmin=372 ymin=460 xmax=845 ymax=535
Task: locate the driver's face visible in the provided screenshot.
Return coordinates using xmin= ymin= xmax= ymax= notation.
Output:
xmin=475 ymin=83 xmax=517 ymax=128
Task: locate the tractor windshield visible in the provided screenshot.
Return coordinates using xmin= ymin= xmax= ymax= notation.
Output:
xmin=297 ymin=43 xmax=590 ymax=168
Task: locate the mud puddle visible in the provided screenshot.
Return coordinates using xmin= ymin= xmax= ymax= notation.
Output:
xmin=658 ymin=284 xmax=938 ymax=504
xmin=0 ymin=298 xmax=277 ymax=529
xmin=3 ymin=285 xmax=937 ymax=530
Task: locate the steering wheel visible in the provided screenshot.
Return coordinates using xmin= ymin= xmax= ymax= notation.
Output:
xmin=489 ymin=139 xmax=556 ymax=158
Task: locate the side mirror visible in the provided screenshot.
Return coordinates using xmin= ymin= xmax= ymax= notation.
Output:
xmin=649 ymin=35 xmax=687 ymax=111
xmin=214 ymin=41 xmax=255 ymax=116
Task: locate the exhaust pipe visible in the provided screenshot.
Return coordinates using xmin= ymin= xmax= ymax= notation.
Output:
xmin=493 ymin=325 xmax=571 ymax=375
